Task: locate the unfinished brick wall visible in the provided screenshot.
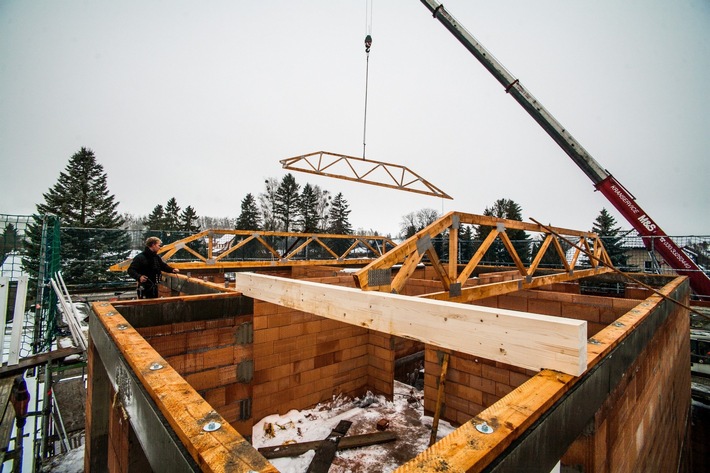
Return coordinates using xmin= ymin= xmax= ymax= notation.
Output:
xmin=422 ymin=289 xmax=661 ymax=426
xmin=562 ymin=290 xmax=691 ymax=471
xmin=137 ymin=315 xmax=255 ymax=437
xmin=423 ymin=348 xmax=537 ymax=425
xmin=475 ymin=290 xmax=639 ymax=337
xmin=250 ymin=300 xmax=393 ymax=423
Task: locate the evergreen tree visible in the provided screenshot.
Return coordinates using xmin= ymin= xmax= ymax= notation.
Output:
xmin=592 ymin=208 xmax=629 ymax=268
xmin=236 ymin=193 xmax=262 ymax=231
xmin=326 ymin=193 xmax=353 ymax=255
xmin=180 ymin=205 xmax=200 ymax=233
xmin=274 ymin=174 xmax=301 ymax=232
xmin=164 ymin=197 xmax=181 ymax=230
xmin=1 ymin=223 xmax=20 ymax=262
xmin=474 ymin=198 xmax=530 ymax=265
xmin=22 ymin=147 xmax=131 ymax=287
xmin=144 ymin=205 xmax=166 ymax=230
xmin=326 ymin=193 xmax=353 ymax=235
xmin=458 ymin=224 xmax=475 ymax=263
xmin=233 ymin=193 xmax=263 ymax=260
xmin=298 ymin=183 xmax=321 ymax=233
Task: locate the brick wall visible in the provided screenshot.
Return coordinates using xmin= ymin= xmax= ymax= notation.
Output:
xmin=250 ymin=299 xmax=393 ymax=424
xmin=137 ymin=315 xmax=255 ymax=437
xmin=562 ymin=292 xmax=690 ymax=471
xmin=475 ymin=290 xmax=638 ymax=337
xmin=423 ymin=348 xmax=537 ymax=425
xmin=422 ymin=289 xmax=653 ymax=426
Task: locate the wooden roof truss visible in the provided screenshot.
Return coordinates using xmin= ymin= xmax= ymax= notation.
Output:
xmin=280 ymin=151 xmax=453 ymax=199
xmin=353 ymin=211 xmax=615 ymax=299
xmin=110 ymin=229 xmax=397 ymax=272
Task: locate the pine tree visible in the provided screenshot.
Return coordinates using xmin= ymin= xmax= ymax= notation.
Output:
xmin=326 ymin=193 xmax=353 ymax=235
xmin=592 ymin=208 xmax=629 ymax=268
xmin=144 ymin=205 xmax=166 ymax=230
xmin=23 ymin=147 xmax=131 ymax=287
xmin=298 ymin=184 xmax=321 ymax=233
xmin=458 ymin=224 xmax=475 ymax=262
xmin=474 ymin=198 xmax=530 ymax=265
xmin=1 ymin=223 xmax=20 ymax=262
xmin=164 ymin=197 xmax=181 ymax=230
xmin=180 ymin=205 xmax=200 ymax=233
xmin=236 ymin=193 xmax=262 ymax=231
xmin=233 ymin=193 xmax=263 ymax=260
xmin=274 ymin=174 xmax=301 ymax=233
xmin=326 ymin=193 xmax=353 ymax=255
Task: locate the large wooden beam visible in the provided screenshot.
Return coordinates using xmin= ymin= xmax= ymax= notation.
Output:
xmin=234 ymin=273 xmax=587 ymax=376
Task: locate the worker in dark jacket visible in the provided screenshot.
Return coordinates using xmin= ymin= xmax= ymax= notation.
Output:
xmin=127 ymin=237 xmax=179 ymax=298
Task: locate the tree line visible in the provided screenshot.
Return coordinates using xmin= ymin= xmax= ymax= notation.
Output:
xmin=13 ymin=147 xmax=636 ymax=289
xmin=398 ymin=199 xmax=630 ymax=270
xmin=19 ymin=148 xmax=357 ymax=288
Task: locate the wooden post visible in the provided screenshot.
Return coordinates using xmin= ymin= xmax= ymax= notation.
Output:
xmin=429 ymin=352 xmax=450 ymax=446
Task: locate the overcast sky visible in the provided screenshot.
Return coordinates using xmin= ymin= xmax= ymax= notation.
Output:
xmin=1 ymin=0 xmax=708 ymax=237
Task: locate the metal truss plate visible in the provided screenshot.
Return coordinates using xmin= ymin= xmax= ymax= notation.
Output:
xmin=449 ymin=282 xmax=462 ymax=297
xmin=416 ymin=234 xmax=432 ymax=255
xmin=368 ymin=268 xmax=391 ymax=287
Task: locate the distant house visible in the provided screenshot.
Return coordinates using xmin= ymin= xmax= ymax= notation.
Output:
xmin=619 ymin=230 xmax=706 ymax=275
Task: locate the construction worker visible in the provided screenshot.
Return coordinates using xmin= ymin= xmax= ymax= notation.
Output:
xmin=127 ymin=237 xmax=179 ymax=298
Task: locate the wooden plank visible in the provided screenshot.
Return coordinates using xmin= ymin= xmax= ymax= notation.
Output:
xmin=0 ymin=377 xmax=16 ymax=454
xmin=0 ymin=277 xmax=9 ymax=365
xmin=0 ymin=347 xmax=84 ymax=377
xmin=306 ymin=420 xmax=352 ymax=473
xmin=234 ymin=273 xmax=587 ymax=376
xmin=429 ymin=353 xmax=450 ymax=446
xmin=258 ymin=431 xmax=397 ymax=459
xmin=7 ymin=276 xmax=28 ymax=366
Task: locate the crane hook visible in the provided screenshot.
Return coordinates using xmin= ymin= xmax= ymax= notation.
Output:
xmin=365 ymin=34 xmax=372 ymax=53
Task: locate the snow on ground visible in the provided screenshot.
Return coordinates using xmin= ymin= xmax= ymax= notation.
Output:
xmin=47 ymin=383 xmax=452 ymax=472
xmin=252 ymin=381 xmax=455 ymax=473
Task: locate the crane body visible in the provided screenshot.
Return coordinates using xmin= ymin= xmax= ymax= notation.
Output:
xmin=420 ymin=0 xmax=710 ymax=297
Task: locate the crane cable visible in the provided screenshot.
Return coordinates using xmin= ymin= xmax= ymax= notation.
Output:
xmin=362 ymin=0 xmax=373 ymax=159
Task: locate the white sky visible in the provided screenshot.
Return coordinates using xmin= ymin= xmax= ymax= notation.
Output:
xmin=1 ymin=0 xmax=708 ymax=237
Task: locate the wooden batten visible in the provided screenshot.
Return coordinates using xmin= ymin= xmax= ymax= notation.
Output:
xmin=234 ymin=272 xmax=587 ymax=376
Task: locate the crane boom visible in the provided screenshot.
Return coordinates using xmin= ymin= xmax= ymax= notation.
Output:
xmin=420 ymin=0 xmax=710 ymax=298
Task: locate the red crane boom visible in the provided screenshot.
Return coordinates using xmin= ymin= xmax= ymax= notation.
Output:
xmin=420 ymin=0 xmax=710 ymax=298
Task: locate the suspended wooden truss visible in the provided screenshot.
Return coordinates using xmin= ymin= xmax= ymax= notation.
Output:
xmin=353 ymin=211 xmax=615 ymax=300
xmin=279 ymin=151 xmax=453 ymax=199
xmin=109 ymin=230 xmax=397 ymax=272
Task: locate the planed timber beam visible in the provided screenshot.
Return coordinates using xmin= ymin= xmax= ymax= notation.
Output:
xmin=234 ymin=272 xmax=587 ymax=376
